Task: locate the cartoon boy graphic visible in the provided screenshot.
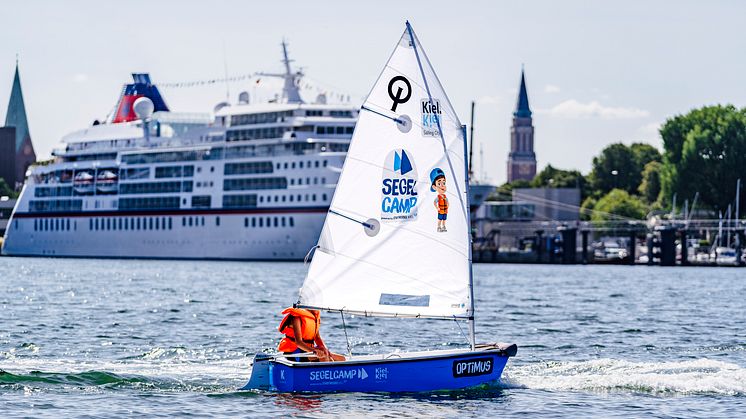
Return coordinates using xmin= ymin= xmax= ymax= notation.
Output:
xmin=430 ymin=168 xmax=448 ymax=232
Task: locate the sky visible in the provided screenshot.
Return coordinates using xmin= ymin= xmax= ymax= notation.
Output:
xmin=1 ymin=0 xmax=745 ymax=185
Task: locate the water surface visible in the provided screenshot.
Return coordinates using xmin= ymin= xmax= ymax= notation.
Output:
xmin=1 ymin=258 xmax=744 ymax=417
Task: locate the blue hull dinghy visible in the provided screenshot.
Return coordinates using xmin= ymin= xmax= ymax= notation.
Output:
xmin=242 ymin=344 xmax=516 ymax=393
xmin=243 ymin=21 xmax=517 ymax=393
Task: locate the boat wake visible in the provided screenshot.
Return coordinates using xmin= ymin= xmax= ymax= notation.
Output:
xmin=502 ymin=358 xmax=746 ymax=396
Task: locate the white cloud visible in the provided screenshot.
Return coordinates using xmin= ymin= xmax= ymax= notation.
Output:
xmin=638 ymin=122 xmax=662 ymax=138
xmin=72 ymin=73 xmax=89 ymax=83
xmin=544 ymin=99 xmax=650 ymax=119
xmin=544 ymin=84 xmax=561 ymax=94
xmin=476 ymin=95 xmax=502 ymax=105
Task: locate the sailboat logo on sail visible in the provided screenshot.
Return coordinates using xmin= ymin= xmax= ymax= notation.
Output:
xmin=381 ymin=149 xmax=419 ymax=222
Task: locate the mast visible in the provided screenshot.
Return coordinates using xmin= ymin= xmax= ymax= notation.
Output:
xmin=463 ymin=124 xmax=476 ymax=350
xmin=256 ymin=40 xmax=304 ymax=103
xmin=469 ymin=101 xmax=475 ymax=178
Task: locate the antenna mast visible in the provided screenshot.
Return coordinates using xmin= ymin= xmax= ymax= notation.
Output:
xmin=469 ymin=101 xmax=475 ymax=178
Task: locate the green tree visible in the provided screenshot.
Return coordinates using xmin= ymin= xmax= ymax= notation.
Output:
xmin=487 ymin=180 xmax=531 ymax=201
xmin=638 ymin=161 xmax=662 ymax=204
xmin=588 ymin=142 xmax=661 ymax=197
xmin=580 ymin=196 xmax=597 ymax=221
xmin=630 ymin=143 xmax=661 ymax=171
xmin=591 ymin=189 xmax=647 ymax=222
xmin=659 ymin=105 xmax=746 ymax=212
xmin=530 ymin=164 xmax=587 ymax=196
xmin=0 ymin=178 xmax=15 ymax=198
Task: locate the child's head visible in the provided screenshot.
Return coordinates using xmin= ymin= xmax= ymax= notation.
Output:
xmin=429 ymin=168 xmax=446 ymax=193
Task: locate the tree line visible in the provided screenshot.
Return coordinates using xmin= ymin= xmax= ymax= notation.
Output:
xmin=494 ymin=104 xmax=746 ymax=221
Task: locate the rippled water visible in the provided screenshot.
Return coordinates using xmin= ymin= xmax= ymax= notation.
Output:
xmin=1 ymin=258 xmax=744 ymax=417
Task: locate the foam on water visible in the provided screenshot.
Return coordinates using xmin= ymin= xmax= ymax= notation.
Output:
xmin=503 ymin=358 xmax=746 ymax=396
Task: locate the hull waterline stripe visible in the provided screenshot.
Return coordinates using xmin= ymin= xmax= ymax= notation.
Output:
xmin=10 ymin=206 xmax=329 ymax=219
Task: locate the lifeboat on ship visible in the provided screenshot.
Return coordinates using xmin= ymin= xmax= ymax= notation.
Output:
xmin=73 ymin=171 xmax=95 ymax=195
xmin=96 ymin=169 xmax=118 ymax=194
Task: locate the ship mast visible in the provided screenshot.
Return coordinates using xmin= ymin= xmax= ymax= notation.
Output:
xmin=257 ymin=40 xmax=304 ymax=104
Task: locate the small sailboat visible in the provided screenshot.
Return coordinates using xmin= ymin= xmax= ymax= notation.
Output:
xmin=242 ymin=21 xmax=516 ymax=393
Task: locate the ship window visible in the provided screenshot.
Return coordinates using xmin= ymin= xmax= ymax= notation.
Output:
xmin=252 ymin=218 xmax=256 ymax=227
xmin=305 ymin=194 xmax=309 ymax=201
xmin=89 ymin=219 xmax=92 ymax=230
xmin=290 ymin=179 xmax=294 ymax=185
xmin=291 ymin=162 xmax=296 ymax=169
xmin=299 ymin=162 xmax=303 ymax=169
xmin=258 ymin=218 xmax=263 ymax=227
xmin=259 ymin=196 xmax=263 ymax=203
xmin=224 ymin=162 xmax=273 ymax=175
xmin=289 ymin=195 xmax=294 ymax=202
xmin=276 ymin=163 xmax=280 ymax=170
xmin=323 ymin=193 xmax=328 ymax=201
xmin=274 ymin=217 xmax=278 ymax=227
xmin=274 ymin=196 xmax=279 ymax=202
xmin=312 ymin=194 xmax=317 ymax=202
xmin=284 ymin=163 xmax=288 ymax=169
xmin=94 ymin=218 xmax=99 ymax=230
xmin=192 ymin=196 xmax=211 ymax=208
xmin=315 ymin=161 xmax=319 ymax=168
xmin=321 ymin=177 xmax=326 ymax=184
xmin=189 ymin=217 xmax=193 ymax=227
xmin=297 ymin=194 xmax=301 ymax=201
xmin=314 ymin=177 xmax=318 ymax=184
xmin=137 ymin=218 xmax=141 ymax=230
xmin=282 ymin=196 xmax=286 ymax=202
xmin=183 ymin=165 xmax=195 ymax=177
xmin=306 ymin=178 xmax=310 ymax=184
xmin=336 ymin=127 xmax=344 ymax=134
xmin=149 ymin=218 xmax=153 ymax=230
xmin=197 ymin=167 xmax=202 ymax=173
xmin=155 ymin=218 xmax=160 ymax=230
xmin=265 ymin=217 xmax=270 ymax=227
xmin=202 ymin=217 xmax=205 ymax=226
xmin=168 ymin=218 xmax=172 ymax=230
xmin=323 ymin=160 xmax=328 ymax=167
xmin=289 ymin=217 xmax=294 ymax=227
xmin=298 ymin=178 xmax=302 ymax=185
xmin=346 ymin=126 xmax=354 ymax=134
xmin=244 ymin=218 xmax=248 ymax=227
xmin=74 ymin=221 xmax=77 ymax=231
xmin=216 ymin=216 xmax=220 ymax=226
xmin=281 ymin=217 xmax=286 ymax=227
xmin=34 ymin=219 xmax=37 ymax=231
xmin=118 ymin=218 xmax=122 ymax=230
xmin=182 ymin=217 xmax=186 ymax=227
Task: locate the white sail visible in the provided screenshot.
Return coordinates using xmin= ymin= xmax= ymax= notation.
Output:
xmin=299 ymin=23 xmax=471 ymax=319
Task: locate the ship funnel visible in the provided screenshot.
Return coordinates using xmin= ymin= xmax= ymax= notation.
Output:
xmin=111 ymin=73 xmax=169 ymax=123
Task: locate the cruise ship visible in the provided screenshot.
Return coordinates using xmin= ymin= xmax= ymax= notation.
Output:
xmin=2 ymin=44 xmax=357 ymax=260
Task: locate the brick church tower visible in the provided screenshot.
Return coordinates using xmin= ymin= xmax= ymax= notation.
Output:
xmin=507 ymin=69 xmax=536 ymax=183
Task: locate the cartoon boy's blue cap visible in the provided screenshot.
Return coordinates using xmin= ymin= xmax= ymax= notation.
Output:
xmin=430 ymin=168 xmax=445 ymax=192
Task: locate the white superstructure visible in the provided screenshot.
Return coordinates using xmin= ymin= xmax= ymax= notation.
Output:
xmin=2 ymin=44 xmax=357 ymax=260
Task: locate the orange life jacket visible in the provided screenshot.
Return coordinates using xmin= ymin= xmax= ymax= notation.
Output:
xmin=437 ymin=194 xmax=448 ymax=214
xmin=277 ymin=307 xmax=320 ymax=353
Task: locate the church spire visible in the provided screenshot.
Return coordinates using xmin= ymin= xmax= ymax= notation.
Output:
xmin=514 ymin=68 xmax=531 ymax=118
xmin=5 ymin=61 xmax=31 ymax=153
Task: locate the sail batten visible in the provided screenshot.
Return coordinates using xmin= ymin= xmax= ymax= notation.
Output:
xmin=299 ymin=23 xmax=471 ymax=319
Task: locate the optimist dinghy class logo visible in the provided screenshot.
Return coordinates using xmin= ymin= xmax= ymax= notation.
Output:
xmin=381 ymin=149 xmax=419 ymax=222
xmin=421 ymin=98 xmax=442 ymax=137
